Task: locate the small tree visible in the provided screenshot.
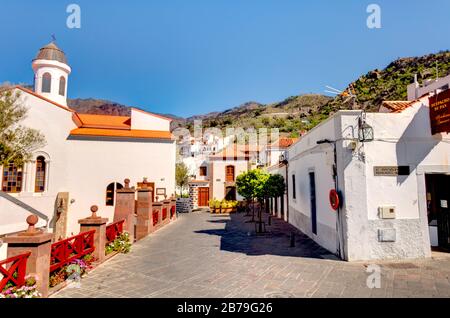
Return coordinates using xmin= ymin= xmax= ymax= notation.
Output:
xmin=265 ymin=174 xmax=286 ymax=214
xmin=0 ymin=86 xmax=45 ymax=166
xmin=175 ymin=162 xmax=190 ymax=197
xmin=236 ymin=169 xmax=269 ymax=222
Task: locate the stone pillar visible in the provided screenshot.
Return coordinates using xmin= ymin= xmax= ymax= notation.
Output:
xmin=114 ymin=179 xmax=136 ymax=243
xmin=152 ymin=200 xmax=163 ymax=232
xmin=3 ymin=215 xmax=53 ymax=298
xmin=170 ymin=194 xmax=177 ymax=221
xmin=78 ymin=205 xmax=108 ymax=263
xmin=162 ymin=196 xmax=171 ymax=225
xmin=136 ymin=182 xmax=153 ymax=240
xmin=53 ymin=192 xmax=69 ymax=240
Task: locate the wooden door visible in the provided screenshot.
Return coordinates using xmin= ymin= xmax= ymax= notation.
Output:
xmin=198 ymin=187 xmax=209 ymax=207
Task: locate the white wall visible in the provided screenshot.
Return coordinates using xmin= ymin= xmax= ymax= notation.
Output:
xmin=210 ymin=160 xmax=248 ymax=201
xmin=131 ymin=108 xmax=171 ymax=131
xmin=287 ymin=116 xmax=339 ymax=254
xmin=287 ymin=100 xmax=450 ymax=261
xmin=1 ymin=89 xmax=176 ymax=238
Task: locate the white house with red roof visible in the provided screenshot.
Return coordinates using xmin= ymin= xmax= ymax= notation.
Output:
xmin=0 ymin=42 xmax=175 ymax=257
xmin=286 ymin=81 xmax=450 ymax=261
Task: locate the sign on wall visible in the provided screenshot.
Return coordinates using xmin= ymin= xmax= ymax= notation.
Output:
xmin=373 ymin=166 xmax=410 ymax=176
xmin=429 ymin=89 xmax=450 ymax=134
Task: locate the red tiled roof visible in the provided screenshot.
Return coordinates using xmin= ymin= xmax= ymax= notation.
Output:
xmin=76 ymin=113 xmax=131 ymax=129
xmin=381 ymin=101 xmax=414 ymax=112
xmin=270 ymin=137 xmax=298 ymax=149
xmin=69 ymin=128 xmax=173 ymax=140
xmin=210 ymin=144 xmax=259 ymax=159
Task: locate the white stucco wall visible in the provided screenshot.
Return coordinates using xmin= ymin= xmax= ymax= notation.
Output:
xmin=288 ymin=98 xmax=450 ymax=261
xmin=210 ymin=159 xmax=248 ymax=201
xmin=287 ymin=117 xmax=339 ymax=255
xmin=131 ymin=108 xmax=171 ymax=131
xmin=0 ymin=88 xmax=176 ymax=238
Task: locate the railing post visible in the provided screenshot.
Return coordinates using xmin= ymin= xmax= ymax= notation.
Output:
xmin=114 ymin=178 xmax=136 ymax=243
xmin=136 ymin=180 xmax=153 ymax=240
xmin=162 ymin=196 xmax=171 ymax=226
xmin=152 ymin=199 xmax=163 ymax=232
xmin=78 ymin=205 xmax=108 ymax=263
xmin=170 ymin=193 xmax=177 ymax=221
xmin=3 ymin=215 xmax=53 ymax=297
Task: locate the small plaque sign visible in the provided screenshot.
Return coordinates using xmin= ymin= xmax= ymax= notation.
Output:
xmin=156 ymin=188 xmax=166 ymax=195
xmin=374 ymin=166 xmax=410 ymax=176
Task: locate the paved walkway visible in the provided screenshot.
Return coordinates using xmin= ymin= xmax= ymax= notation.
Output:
xmin=52 ymin=211 xmax=450 ymax=298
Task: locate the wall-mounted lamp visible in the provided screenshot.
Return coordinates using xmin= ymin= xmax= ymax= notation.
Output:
xmin=358 ymin=115 xmax=374 ymax=142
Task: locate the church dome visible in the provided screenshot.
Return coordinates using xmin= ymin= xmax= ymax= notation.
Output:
xmin=34 ymin=42 xmax=68 ymax=64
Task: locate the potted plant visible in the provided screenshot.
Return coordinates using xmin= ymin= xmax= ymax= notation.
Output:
xmin=214 ymin=200 xmax=221 ymax=213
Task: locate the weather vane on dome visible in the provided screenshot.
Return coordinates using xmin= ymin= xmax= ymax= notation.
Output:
xmin=51 ymin=34 xmax=57 ymax=42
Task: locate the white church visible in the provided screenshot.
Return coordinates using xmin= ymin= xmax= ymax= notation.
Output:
xmin=0 ymin=41 xmax=176 ymax=256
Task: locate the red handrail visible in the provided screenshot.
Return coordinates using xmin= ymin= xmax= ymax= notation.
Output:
xmin=0 ymin=252 xmax=31 ymax=291
xmin=152 ymin=210 xmax=159 ymax=226
xmin=162 ymin=208 xmax=167 ymax=220
xmin=50 ymin=230 xmax=95 ymax=273
xmin=106 ymin=219 xmax=125 ymax=244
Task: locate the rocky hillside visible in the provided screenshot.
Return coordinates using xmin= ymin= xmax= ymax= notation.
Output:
xmin=59 ymin=50 xmax=450 ymax=135
xmin=324 ymin=51 xmax=450 ymax=113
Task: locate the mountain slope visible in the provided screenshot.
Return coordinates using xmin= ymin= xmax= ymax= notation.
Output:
xmin=62 ymin=50 xmax=450 ymax=135
xmin=324 ymin=51 xmax=450 ymax=114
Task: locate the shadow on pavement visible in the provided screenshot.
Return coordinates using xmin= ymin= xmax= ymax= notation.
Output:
xmin=196 ymin=211 xmax=336 ymax=259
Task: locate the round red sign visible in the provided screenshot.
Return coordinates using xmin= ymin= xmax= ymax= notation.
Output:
xmin=329 ymin=189 xmax=340 ymax=211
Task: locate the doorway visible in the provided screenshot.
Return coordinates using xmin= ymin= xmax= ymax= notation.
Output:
xmin=425 ymin=174 xmax=450 ymax=250
xmin=309 ymin=172 xmax=317 ymax=235
xmin=225 ymin=186 xmax=236 ymax=201
xmin=198 ymin=187 xmax=209 ymax=207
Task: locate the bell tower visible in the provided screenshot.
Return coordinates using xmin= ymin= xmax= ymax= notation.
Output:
xmin=32 ymin=41 xmax=71 ymax=106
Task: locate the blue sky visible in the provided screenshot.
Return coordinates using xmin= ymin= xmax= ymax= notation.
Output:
xmin=1 ymin=0 xmax=449 ymax=117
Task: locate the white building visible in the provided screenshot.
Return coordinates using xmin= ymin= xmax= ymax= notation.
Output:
xmin=286 ymin=83 xmax=450 ymax=261
xmin=0 ymin=42 xmax=176 ymax=258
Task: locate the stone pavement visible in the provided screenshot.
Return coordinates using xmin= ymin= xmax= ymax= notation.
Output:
xmin=52 ymin=211 xmax=450 ymax=298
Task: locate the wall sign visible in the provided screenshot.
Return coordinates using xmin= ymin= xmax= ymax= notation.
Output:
xmin=429 ymin=89 xmax=450 ymax=134
xmin=373 ymin=166 xmax=410 ymax=176
xmin=156 ymin=188 xmax=166 ymax=196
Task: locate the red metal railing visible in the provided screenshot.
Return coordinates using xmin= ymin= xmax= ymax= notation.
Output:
xmin=106 ymin=219 xmax=125 ymax=244
xmin=153 ymin=211 xmax=159 ymax=226
xmin=171 ymin=206 xmax=175 ymax=218
xmin=0 ymin=252 xmax=31 ymax=291
xmin=50 ymin=230 xmax=95 ymax=273
xmin=162 ymin=208 xmax=167 ymax=220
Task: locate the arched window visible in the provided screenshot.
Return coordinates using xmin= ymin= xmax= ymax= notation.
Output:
xmin=225 ymin=165 xmax=235 ymax=182
xmin=2 ymin=163 xmax=23 ymax=193
xmin=42 ymin=72 xmax=52 ymax=93
xmin=59 ymin=76 xmax=66 ymax=96
xmin=34 ymin=156 xmax=46 ymax=192
xmin=105 ymin=182 xmax=124 ymax=206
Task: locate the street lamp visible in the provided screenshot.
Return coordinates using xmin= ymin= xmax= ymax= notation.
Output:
xmin=358 ymin=115 xmax=374 ymax=142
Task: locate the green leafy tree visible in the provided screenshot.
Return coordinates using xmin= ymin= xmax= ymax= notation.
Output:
xmin=236 ymin=169 xmax=269 ymax=222
xmin=175 ymin=162 xmax=190 ymax=196
xmin=264 ymin=174 xmax=286 ymax=214
xmin=0 ymin=86 xmax=45 ymax=166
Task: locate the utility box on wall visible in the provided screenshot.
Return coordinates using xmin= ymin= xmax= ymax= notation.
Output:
xmin=378 ymin=206 xmax=396 ymax=219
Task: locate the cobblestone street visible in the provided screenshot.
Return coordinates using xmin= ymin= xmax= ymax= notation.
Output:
xmin=52 ymin=211 xmax=450 ymax=298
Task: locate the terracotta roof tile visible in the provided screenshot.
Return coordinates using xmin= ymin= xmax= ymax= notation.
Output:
xmin=381 ymin=101 xmax=413 ymax=112
xmin=69 ymin=128 xmax=173 ymax=140
xmin=270 ymin=137 xmax=298 ymax=148
xmin=76 ymin=114 xmax=131 ymax=129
